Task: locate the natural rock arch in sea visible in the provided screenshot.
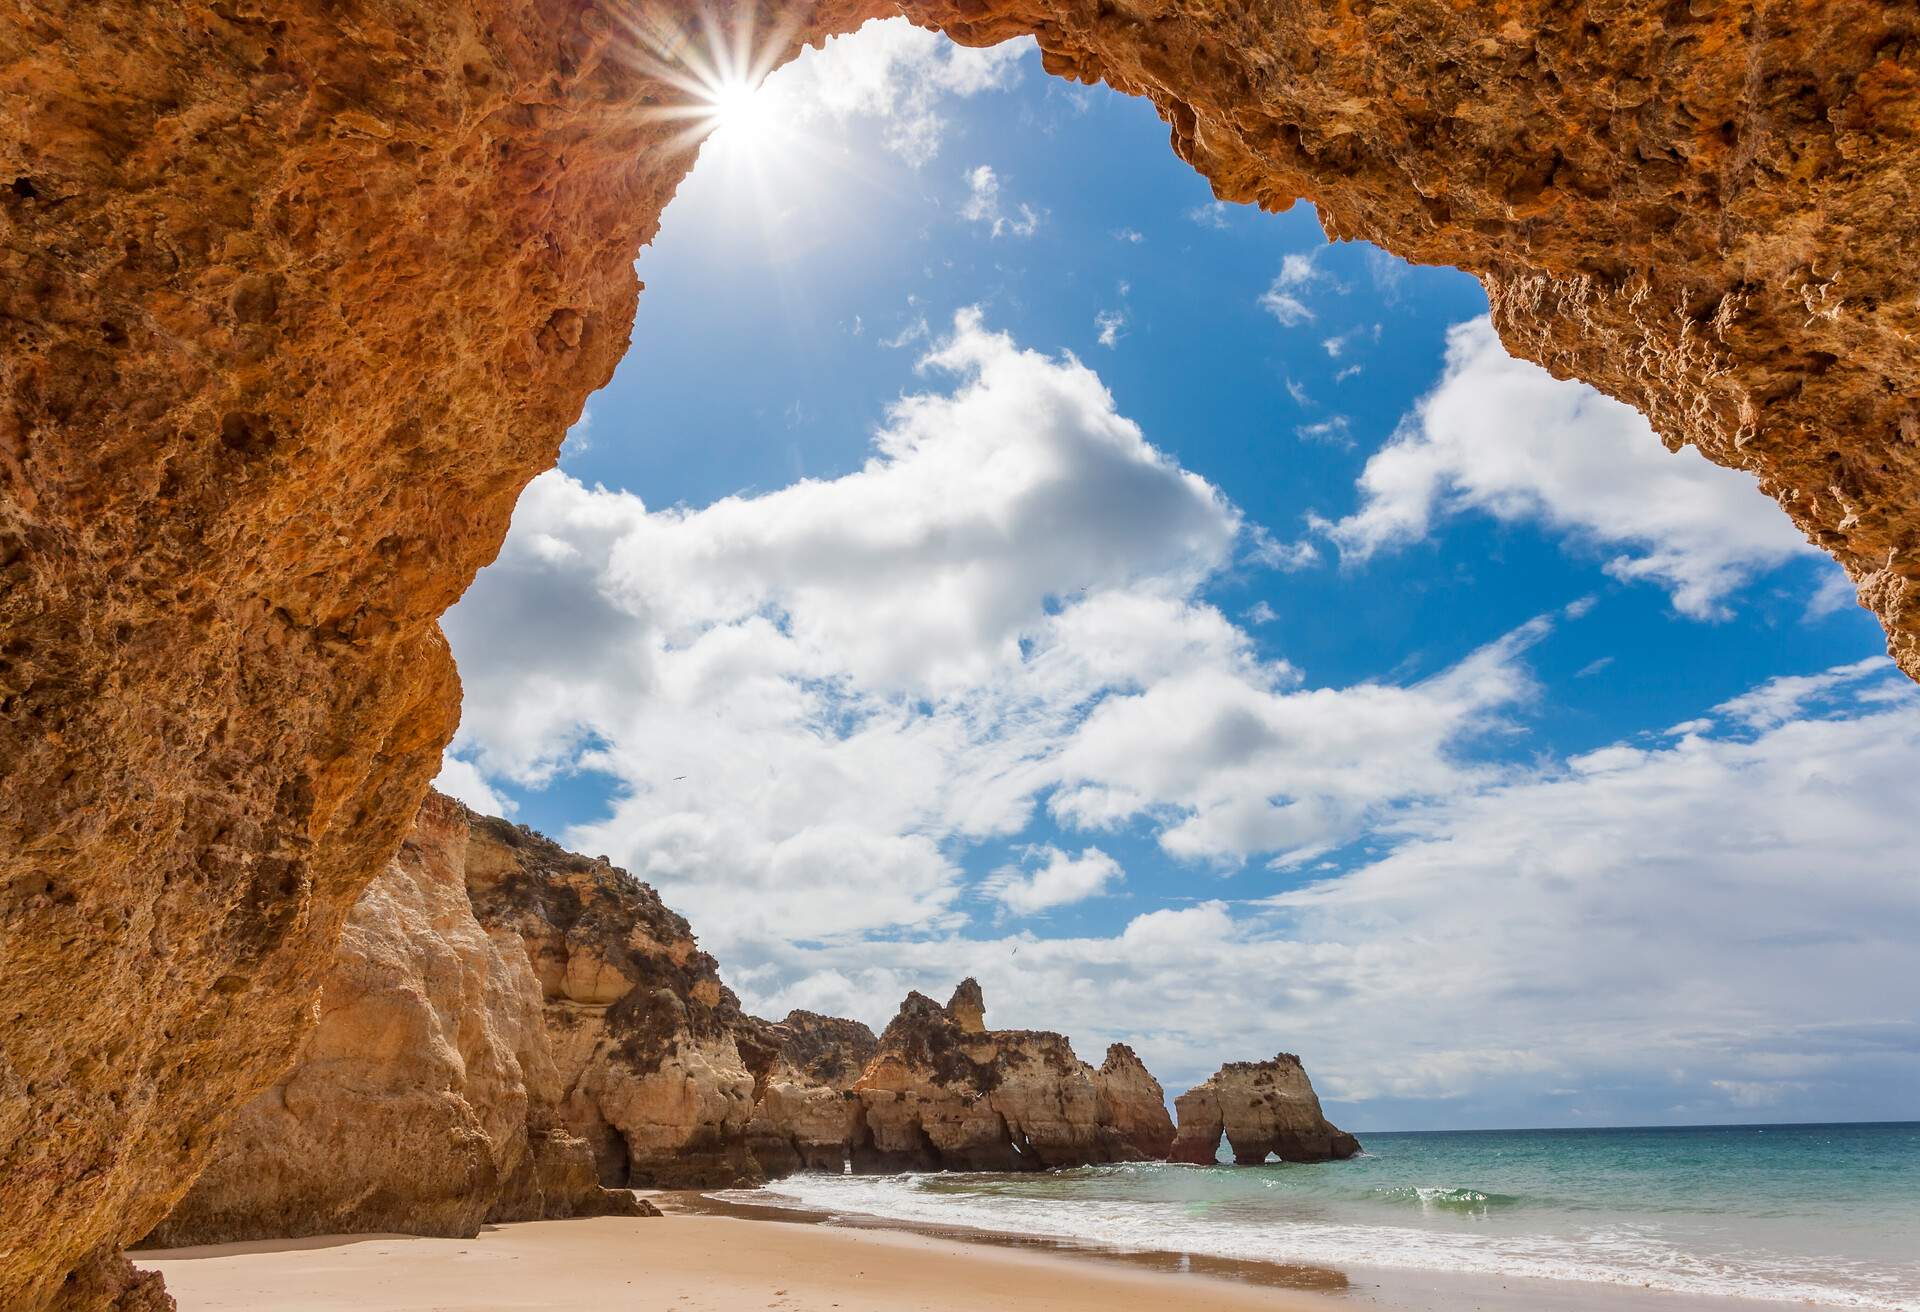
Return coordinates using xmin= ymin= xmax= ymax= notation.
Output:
xmin=1 ymin=1 xmax=1914 ymax=1306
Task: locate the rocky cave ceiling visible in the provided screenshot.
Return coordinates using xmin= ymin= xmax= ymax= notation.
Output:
xmin=1 ymin=0 xmax=1914 ymax=1306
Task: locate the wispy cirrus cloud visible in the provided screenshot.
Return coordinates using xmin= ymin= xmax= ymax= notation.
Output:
xmin=1258 ymin=250 xmax=1331 ymax=326
xmin=961 ymin=164 xmax=1041 ymax=237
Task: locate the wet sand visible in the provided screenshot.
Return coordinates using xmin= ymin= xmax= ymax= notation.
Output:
xmin=138 ymin=1196 xmax=1803 ymax=1312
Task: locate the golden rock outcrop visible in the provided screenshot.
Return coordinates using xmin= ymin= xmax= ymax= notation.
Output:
xmin=143 ymin=794 xmax=644 ymax=1247
xmin=3 ymin=1 xmax=1914 ymax=1305
xmin=150 ymin=793 xmax=863 ymax=1249
xmin=741 ymin=1010 xmax=881 ymax=1175
xmin=460 ymin=809 xmax=772 ymax=1189
xmin=852 ymin=981 xmax=1175 ymax=1170
xmin=1096 ymin=1043 xmax=1180 ymax=1161
xmin=1169 ymin=1055 xmax=1360 ymax=1166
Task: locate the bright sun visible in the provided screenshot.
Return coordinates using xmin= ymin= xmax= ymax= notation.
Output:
xmin=706 ymin=77 xmax=772 ymax=145
xmin=610 ymin=8 xmax=794 ymax=158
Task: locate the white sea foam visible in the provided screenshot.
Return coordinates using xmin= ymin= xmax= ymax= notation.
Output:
xmin=722 ymin=1171 xmax=1920 ymax=1311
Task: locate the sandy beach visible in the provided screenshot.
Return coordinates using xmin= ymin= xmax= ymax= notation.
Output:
xmin=138 ymin=1212 xmax=1326 ymax=1312
xmin=136 ymin=1205 xmax=1811 ymax=1312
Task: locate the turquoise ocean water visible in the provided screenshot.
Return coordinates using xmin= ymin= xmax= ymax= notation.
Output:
xmin=732 ymin=1123 xmax=1920 ymax=1308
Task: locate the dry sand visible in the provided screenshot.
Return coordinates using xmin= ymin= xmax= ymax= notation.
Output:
xmin=138 ymin=1206 xmax=1803 ymax=1312
xmin=138 ymin=1212 xmax=1331 ymax=1311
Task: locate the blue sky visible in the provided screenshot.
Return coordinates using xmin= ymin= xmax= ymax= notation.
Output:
xmin=436 ymin=23 xmax=1917 ymax=1131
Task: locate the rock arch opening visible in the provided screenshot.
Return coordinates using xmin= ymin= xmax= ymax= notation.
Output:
xmin=2 ymin=2 xmax=1915 ymax=1307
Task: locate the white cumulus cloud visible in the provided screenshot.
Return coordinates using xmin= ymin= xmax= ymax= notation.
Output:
xmin=1318 ymin=317 xmax=1815 ymax=618
xmin=444 ymin=312 xmax=1561 ymax=950
xmin=729 ymin=665 xmax=1920 ymax=1123
xmin=445 ymin=310 xmax=1246 ymax=942
xmin=983 ymin=846 xmax=1125 ymax=915
xmin=1046 ymin=618 xmax=1546 ymax=865
xmin=432 ymin=755 xmax=515 ymax=817
xmin=440 ymin=305 xmax=1918 ymax=1128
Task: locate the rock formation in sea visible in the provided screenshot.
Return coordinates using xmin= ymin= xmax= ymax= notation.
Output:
xmin=145 ymin=794 xmax=644 ymax=1247
xmin=4 ymin=1 xmax=1913 ymax=1303
xmin=1170 ymin=1055 xmax=1362 ymax=1165
xmin=852 ymin=981 xmax=1176 ymax=1171
xmin=1096 ymin=1044 xmax=1181 ymax=1160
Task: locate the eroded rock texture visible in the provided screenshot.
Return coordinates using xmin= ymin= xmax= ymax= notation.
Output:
xmin=741 ymin=1010 xmax=880 ymax=1175
xmin=1096 ymin=1043 xmax=1179 ymax=1160
xmin=148 ymin=786 xmax=839 ymax=1248
xmin=0 ymin=0 xmax=757 ymax=1301
xmin=852 ymin=981 xmax=1174 ymax=1171
xmin=1170 ymin=1055 xmax=1360 ymax=1166
xmin=3 ymin=0 xmax=1915 ymax=1304
xmin=143 ymin=794 xmax=641 ymax=1247
xmin=465 ymin=848 xmax=1160 ymax=1182
xmin=460 ymin=809 xmax=778 ymax=1189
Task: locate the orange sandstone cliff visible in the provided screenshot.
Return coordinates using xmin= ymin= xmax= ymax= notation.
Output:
xmin=740 ymin=1009 xmax=881 ymax=1176
xmin=460 ymin=808 xmax=824 ymax=1189
xmin=2 ymin=1 xmax=1915 ymax=1305
xmin=142 ymin=794 xmax=645 ymax=1247
xmin=149 ymin=802 xmax=1178 ymax=1244
xmin=151 ymin=793 xmax=876 ymax=1242
xmin=852 ymin=981 xmax=1176 ymax=1171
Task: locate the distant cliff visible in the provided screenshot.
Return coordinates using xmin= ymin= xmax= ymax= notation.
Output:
xmin=153 ymin=794 xmax=1353 ymax=1245
xmin=459 ymin=809 xmax=774 ymax=1189
xmin=852 ymin=982 xmax=1175 ymax=1171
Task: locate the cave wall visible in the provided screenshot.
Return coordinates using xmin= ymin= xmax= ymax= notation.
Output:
xmin=2 ymin=0 xmax=1914 ymax=1307
xmin=138 ymin=792 xmax=644 ymax=1249
xmin=0 ymin=1 xmax=878 ymax=1304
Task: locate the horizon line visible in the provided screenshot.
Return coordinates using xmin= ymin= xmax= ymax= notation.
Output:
xmin=1344 ymin=1116 xmax=1919 ymax=1136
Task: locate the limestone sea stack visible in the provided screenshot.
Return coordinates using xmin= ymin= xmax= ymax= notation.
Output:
xmin=1170 ymin=1055 xmax=1361 ymax=1165
xmin=851 ymin=981 xmax=1175 ymax=1171
xmin=1097 ymin=1044 xmax=1180 ymax=1160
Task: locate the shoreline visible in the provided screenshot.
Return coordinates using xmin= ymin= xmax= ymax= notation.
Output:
xmin=661 ymin=1188 xmax=1356 ymax=1294
xmin=669 ymin=1187 xmax=1801 ymax=1312
xmin=137 ymin=1190 xmax=1805 ymax=1312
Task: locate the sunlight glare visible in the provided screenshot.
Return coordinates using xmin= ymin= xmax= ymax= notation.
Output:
xmin=706 ymin=75 xmax=774 ymax=147
xmin=610 ymin=5 xmax=906 ymax=247
xmin=612 ymin=4 xmax=798 ymax=158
